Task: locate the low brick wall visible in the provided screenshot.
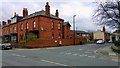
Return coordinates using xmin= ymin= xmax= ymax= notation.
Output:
xmin=12 ymin=36 xmax=86 ymax=48
xmin=27 ymin=39 xmax=58 ymax=47
xmin=26 ymin=37 xmax=85 ymax=47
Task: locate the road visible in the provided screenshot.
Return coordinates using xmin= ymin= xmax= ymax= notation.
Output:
xmin=1 ymin=43 xmax=119 ymax=67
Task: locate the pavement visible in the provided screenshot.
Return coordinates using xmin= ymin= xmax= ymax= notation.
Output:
xmin=95 ymin=45 xmax=119 ymax=62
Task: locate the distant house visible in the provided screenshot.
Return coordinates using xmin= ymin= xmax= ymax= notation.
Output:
xmin=111 ymin=30 xmax=120 ymax=41
xmin=70 ymin=30 xmax=90 ymax=42
xmin=93 ymin=27 xmax=110 ymax=42
xmin=75 ymin=30 xmax=89 ymax=37
xmin=76 ymin=30 xmax=94 ymax=41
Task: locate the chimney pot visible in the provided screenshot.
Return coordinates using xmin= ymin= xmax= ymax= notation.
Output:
xmin=14 ymin=12 xmax=17 ymax=16
xmin=23 ymin=8 xmax=28 ymax=17
xmin=45 ymin=2 xmax=50 ymax=16
xmin=2 ymin=21 xmax=6 ymax=26
xmin=8 ymin=19 xmax=11 ymax=24
xmin=55 ymin=9 xmax=59 ymax=17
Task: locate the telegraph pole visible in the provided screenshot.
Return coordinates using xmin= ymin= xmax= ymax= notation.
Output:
xmin=73 ymin=15 xmax=76 ymax=45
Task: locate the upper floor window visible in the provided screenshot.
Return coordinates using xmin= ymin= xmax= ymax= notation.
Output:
xmin=52 ymin=33 xmax=54 ymax=39
xmin=21 ymin=23 xmax=23 ymax=31
xmin=58 ymin=33 xmax=61 ymax=39
xmin=52 ymin=21 xmax=54 ymax=29
xmin=26 ymin=22 xmax=28 ymax=29
xmin=14 ymin=26 xmax=17 ymax=33
xmin=66 ymin=26 xmax=68 ymax=32
xmin=10 ymin=28 xmax=12 ymax=33
xmin=33 ymin=21 xmax=36 ymax=28
xmin=58 ymin=22 xmax=61 ymax=30
xmin=6 ymin=30 xmax=8 ymax=34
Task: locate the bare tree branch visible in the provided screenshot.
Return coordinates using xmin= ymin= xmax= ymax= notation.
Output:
xmin=93 ymin=1 xmax=120 ymax=30
xmin=100 ymin=3 xmax=119 ymax=24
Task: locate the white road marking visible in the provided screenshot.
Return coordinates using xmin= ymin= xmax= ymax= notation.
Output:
xmin=94 ymin=47 xmax=104 ymax=53
xmin=88 ymin=56 xmax=96 ymax=58
xmin=79 ymin=54 xmax=87 ymax=57
xmin=78 ymin=49 xmax=82 ymax=50
xmin=109 ymin=53 xmax=116 ymax=56
xmin=94 ymin=49 xmax=98 ymax=53
xmin=65 ymin=53 xmax=72 ymax=55
xmin=112 ymin=59 xmax=118 ymax=62
xmin=72 ymin=54 xmax=78 ymax=56
xmin=41 ymin=59 xmax=68 ymax=66
xmin=85 ymin=52 xmax=92 ymax=54
xmin=12 ymin=54 xmax=26 ymax=58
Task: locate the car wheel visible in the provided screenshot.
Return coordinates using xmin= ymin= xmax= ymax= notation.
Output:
xmin=10 ymin=47 xmax=13 ymax=49
xmin=2 ymin=47 xmax=4 ymax=50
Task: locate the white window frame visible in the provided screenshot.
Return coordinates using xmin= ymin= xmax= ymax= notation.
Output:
xmin=58 ymin=22 xmax=61 ymax=30
xmin=14 ymin=26 xmax=17 ymax=33
xmin=58 ymin=34 xmax=61 ymax=39
xmin=52 ymin=34 xmax=54 ymax=39
xmin=52 ymin=21 xmax=54 ymax=29
xmin=10 ymin=28 xmax=12 ymax=33
xmin=21 ymin=23 xmax=23 ymax=31
xmin=33 ymin=21 xmax=36 ymax=28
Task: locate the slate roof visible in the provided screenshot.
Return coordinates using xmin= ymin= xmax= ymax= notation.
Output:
xmin=70 ymin=30 xmax=88 ymax=34
xmin=113 ymin=30 xmax=120 ymax=33
xmin=22 ymin=10 xmax=64 ymax=21
xmin=94 ymin=30 xmax=110 ymax=34
xmin=76 ymin=31 xmax=88 ymax=34
xmin=64 ymin=22 xmax=71 ymax=26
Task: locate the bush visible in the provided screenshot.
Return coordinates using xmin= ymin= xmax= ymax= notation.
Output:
xmin=114 ymin=40 xmax=120 ymax=46
xmin=111 ymin=45 xmax=120 ymax=53
xmin=20 ymin=39 xmax=29 ymax=43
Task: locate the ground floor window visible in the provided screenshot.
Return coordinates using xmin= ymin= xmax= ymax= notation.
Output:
xmin=11 ymin=36 xmax=17 ymax=42
xmin=4 ymin=37 xmax=10 ymax=43
xmin=58 ymin=34 xmax=61 ymax=39
xmin=52 ymin=33 xmax=54 ymax=39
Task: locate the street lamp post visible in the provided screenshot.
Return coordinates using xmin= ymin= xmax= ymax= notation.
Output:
xmin=73 ymin=15 xmax=76 ymax=45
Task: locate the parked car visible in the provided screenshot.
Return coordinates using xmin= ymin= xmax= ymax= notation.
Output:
xmin=0 ymin=43 xmax=12 ymax=50
xmin=108 ymin=40 xmax=112 ymax=43
xmin=96 ymin=40 xmax=104 ymax=44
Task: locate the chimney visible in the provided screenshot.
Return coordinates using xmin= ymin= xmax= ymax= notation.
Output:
xmin=55 ymin=9 xmax=59 ymax=17
xmin=45 ymin=2 xmax=50 ymax=16
xmin=23 ymin=8 xmax=28 ymax=17
xmin=2 ymin=21 xmax=6 ymax=26
xmin=8 ymin=19 xmax=11 ymax=24
xmin=25 ymin=8 xmax=28 ymax=16
xmin=103 ymin=26 xmax=106 ymax=32
xmin=14 ymin=12 xmax=17 ymax=16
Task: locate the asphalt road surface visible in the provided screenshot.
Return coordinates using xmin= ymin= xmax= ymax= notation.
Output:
xmin=1 ymin=43 xmax=119 ymax=67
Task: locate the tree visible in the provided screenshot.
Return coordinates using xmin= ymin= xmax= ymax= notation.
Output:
xmin=93 ymin=0 xmax=120 ymax=32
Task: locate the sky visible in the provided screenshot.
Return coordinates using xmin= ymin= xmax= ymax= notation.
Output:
xmin=0 ymin=0 xmax=114 ymax=32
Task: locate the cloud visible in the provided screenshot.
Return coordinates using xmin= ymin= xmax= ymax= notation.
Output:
xmin=1 ymin=0 xmax=111 ymax=32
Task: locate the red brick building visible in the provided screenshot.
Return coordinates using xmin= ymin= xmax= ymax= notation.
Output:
xmin=2 ymin=2 xmax=84 ymax=47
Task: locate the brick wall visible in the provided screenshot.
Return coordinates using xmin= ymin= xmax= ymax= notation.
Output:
xmin=17 ymin=16 xmax=64 ymax=43
xmin=26 ymin=39 xmax=57 ymax=47
xmin=22 ymin=36 xmax=85 ymax=48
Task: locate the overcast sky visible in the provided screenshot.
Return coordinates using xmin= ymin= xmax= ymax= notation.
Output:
xmin=0 ymin=0 xmax=113 ymax=32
